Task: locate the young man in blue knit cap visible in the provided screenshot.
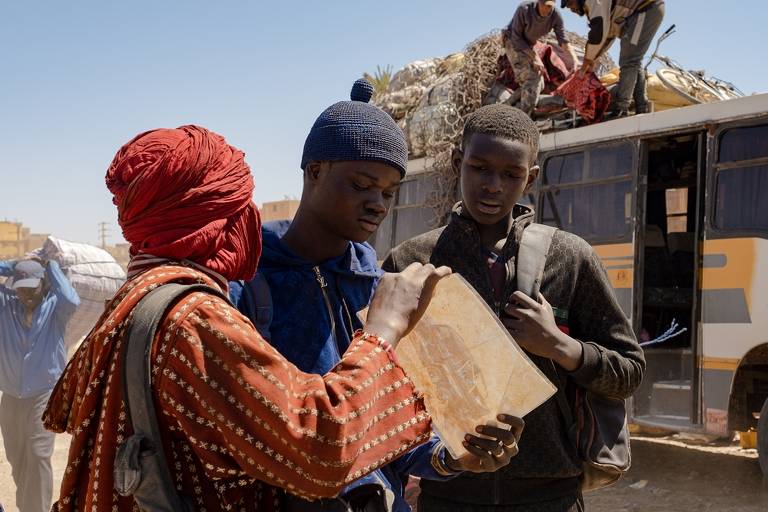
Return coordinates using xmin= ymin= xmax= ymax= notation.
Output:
xmin=231 ymin=80 xmax=524 ymax=512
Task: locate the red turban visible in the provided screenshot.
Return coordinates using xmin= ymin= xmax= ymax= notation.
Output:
xmin=106 ymin=125 xmax=261 ymax=281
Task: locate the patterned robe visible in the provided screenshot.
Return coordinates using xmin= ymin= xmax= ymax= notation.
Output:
xmin=43 ymin=263 xmax=431 ymax=511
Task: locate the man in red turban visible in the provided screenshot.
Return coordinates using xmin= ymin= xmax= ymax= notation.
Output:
xmin=106 ymin=125 xmax=261 ymax=280
xmin=43 ymin=125 xmax=520 ymax=512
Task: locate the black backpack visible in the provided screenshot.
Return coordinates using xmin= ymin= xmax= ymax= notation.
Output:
xmin=517 ymin=223 xmax=631 ymax=492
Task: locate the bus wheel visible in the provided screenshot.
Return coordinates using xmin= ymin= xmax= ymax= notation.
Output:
xmin=759 ymin=398 xmax=768 ymax=477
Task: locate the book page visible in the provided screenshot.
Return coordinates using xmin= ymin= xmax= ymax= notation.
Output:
xmin=392 ymin=274 xmax=557 ymax=459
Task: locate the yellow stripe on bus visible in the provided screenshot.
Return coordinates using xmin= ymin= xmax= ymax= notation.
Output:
xmin=700 ymin=357 xmax=740 ymax=372
xmin=702 ymin=239 xmax=755 ymax=312
xmin=593 ymin=243 xmax=634 ymax=288
xmin=593 ymin=243 xmax=634 ymax=260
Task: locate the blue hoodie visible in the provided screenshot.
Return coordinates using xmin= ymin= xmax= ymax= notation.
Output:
xmin=230 ymin=220 xmax=455 ymax=512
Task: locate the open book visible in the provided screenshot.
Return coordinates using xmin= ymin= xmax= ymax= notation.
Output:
xmin=389 ymin=274 xmax=557 ymax=458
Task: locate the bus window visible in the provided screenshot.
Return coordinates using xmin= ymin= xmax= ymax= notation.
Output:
xmin=714 ymin=165 xmax=768 ymax=231
xmin=544 ymin=152 xmax=584 ymax=185
xmin=540 ymin=142 xmax=634 ymax=241
xmin=718 ymin=124 xmax=768 ymax=162
xmin=544 ymin=144 xmax=633 ymax=185
xmin=371 ymin=210 xmax=394 ymax=257
xmin=394 ymin=207 xmax=435 ymax=245
xmin=391 ymin=173 xmax=439 ymax=247
xmin=541 ymin=181 xmax=633 ymax=240
xmin=588 ymin=142 xmax=634 ymax=180
xmin=397 ymin=175 xmax=429 ymax=205
xmin=518 ymin=192 xmax=536 ymax=209
xmin=714 ymin=124 xmax=768 ymax=232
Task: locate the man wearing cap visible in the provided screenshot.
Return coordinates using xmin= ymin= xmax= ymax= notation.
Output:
xmin=0 ymin=258 xmax=79 ymax=512
xmin=562 ymin=0 xmax=665 ymax=116
xmin=502 ymin=0 xmax=577 ymax=116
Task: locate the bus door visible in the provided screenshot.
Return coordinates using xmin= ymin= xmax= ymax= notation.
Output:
xmin=633 ymin=131 xmax=707 ymax=429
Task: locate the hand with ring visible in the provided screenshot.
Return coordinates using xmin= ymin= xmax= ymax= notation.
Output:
xmin=444 ymin=414 xmax=525 ymax=473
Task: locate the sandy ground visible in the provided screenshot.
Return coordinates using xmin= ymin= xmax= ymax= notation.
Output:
xmin=0 ymin=431 xmax=765 ymax=511
xmin=0 ymin=430 xmax=70 ymax=512
xmin=584 ymin=435 xmax=768 ymax=512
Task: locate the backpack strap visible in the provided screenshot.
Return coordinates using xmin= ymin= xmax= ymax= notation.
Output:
xmin=115 ymin=283 xmax=230 ymax=511
xmin=516 ymin=224 xmax=576 ymax=427
xmin=247 ymin=273 xmax=274 ymax=340
xmin=516 ymin=223 xmax=557 ymax=299
xmin=517 ymin=223 xmax=631 ymax=491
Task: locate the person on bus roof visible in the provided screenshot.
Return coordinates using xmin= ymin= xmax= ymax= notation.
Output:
xmin=562 ymin=0 xmax=665 ymax=117
xmin=230 ymin=79 xmax=524 ymax=512
xmin=502 ymin=0 xmax=578 ymax=116
xmin=382 ymin=104 xmax=645 ymax=512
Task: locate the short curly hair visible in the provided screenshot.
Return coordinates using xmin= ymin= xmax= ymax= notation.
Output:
xmin=461 ymin=104 xmax=539 ymax=159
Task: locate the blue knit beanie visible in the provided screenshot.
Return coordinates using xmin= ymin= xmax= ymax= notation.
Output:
xmin=301 ymin=79 xmax=408 ymax=177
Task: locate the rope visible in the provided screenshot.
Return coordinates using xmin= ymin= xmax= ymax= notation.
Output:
xmin=640 ymin=318 xmax=688 ymax=347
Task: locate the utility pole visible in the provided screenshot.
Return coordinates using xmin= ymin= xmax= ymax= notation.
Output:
xmin=17 ymin=222 xmax=23 ymax=258
xmin=98 ymin=222 xmax=110 ymax=249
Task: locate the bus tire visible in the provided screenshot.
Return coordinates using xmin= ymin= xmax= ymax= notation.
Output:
xmin=759 ymin=397 xmax=768 ymax=477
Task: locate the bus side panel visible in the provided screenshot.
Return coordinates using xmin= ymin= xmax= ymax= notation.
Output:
xmin=700 ymin=237 xmax=768 ymax=435
xmin=592 ymin=243 xmax=634 ymax=320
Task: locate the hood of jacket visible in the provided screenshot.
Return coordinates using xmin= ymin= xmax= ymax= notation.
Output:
xmin=232 ymin=220 xmax=383 ymax=375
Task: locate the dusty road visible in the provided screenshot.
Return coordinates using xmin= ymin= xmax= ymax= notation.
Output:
xmin=0 ymin=432 xmax=765 ymax=511
xmin=585 ymin=435 xmax=767 ymax=511
xmin=0 ymin=430 xmax=70 ymax=512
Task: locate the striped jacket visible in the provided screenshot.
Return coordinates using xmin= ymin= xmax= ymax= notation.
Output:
xmin=583 ymin=0 xmax=661 ymax=61
xmin=43 ymin=262 xmax=432 ymax=511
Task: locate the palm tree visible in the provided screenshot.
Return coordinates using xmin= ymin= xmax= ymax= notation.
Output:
xmin=364 ymin=65 xmax=394 ymax=97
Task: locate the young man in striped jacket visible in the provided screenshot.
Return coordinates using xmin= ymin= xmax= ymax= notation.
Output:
xmin=563 ymin=0 xmax=665 ymax=116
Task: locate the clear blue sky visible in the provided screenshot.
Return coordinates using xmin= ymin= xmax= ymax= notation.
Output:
xmin=1 ymin=1 xmax=765 ymax=246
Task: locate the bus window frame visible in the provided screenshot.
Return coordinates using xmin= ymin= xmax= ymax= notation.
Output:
xmin=707 ymin=118 xmax=768 ymax=241
xmin=382 ymin=170 xmax=440 ymax=253
xmin=537 ymin=140 xmax=640 ymax=245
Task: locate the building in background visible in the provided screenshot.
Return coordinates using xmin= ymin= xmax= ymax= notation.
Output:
xmin=105 ymin=243 xmax=131 ymax=270
xmin=3 ymin=204 xmax=301 ymax=269
xmin=260 ymin=198 xmax=300 ymax=222
xmin=0 ymin=221 xmax=49 ymax=259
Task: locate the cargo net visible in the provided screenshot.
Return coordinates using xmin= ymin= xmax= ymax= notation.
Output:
xmin=374 ymin=30 xmax=615 ymax=226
